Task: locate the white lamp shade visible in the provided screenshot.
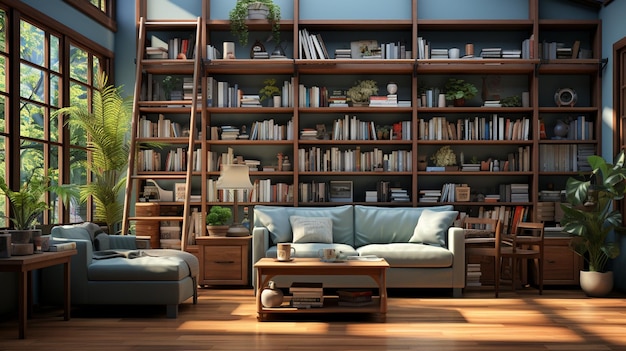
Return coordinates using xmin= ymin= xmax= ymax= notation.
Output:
xmin=216 ymin=164 xmax=253 ymax=190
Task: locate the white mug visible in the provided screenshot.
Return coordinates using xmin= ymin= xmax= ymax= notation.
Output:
xmin=449 ymin=48 xmax=460 ymax=59
xmin=318 ymin=248 xmax=339 ymax=260
xmin=277 ymin=243 xmax=296 ymax=261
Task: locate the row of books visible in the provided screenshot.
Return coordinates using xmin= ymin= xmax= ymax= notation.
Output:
xmin=416 ymin=36 xmax=533 ymax=60
xmin=539 ymin=40 xmax=592 ymax=60
xmin=207 ymin=77 xmax=294 ymax=108
xmin=205 ymin=178 xmax=294 ymax=203
xmin=418 ymin=115 xmax=531 ymax=141
xmin=539 ymin=144 xmax=594 ymax=172
xmin=297 ymin=146 xmax=412 ymax=172
xmin=137 ymin=148 xmax=202 ymax=173
xmin=329 ymin=116 xmax=411 ymax=141
xmin=458 ymin=205 xmax=531 ymax=235
xmin=146 ymin=34 xmax=196 ymax=60
xmin=419 ymin=182 xmax=528 ymax=204
xmin=137 ymin=114 xmax=185 ymax=138
xmin=549 ymin=115 xmax=595 ymax=141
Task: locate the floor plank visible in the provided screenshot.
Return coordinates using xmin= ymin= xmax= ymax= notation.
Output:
xmin=1 ymin=287 xmax=625 ymax=350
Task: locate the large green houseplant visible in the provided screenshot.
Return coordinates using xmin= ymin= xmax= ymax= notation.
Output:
xmin=54 ymin=71 xmax=132 ymax=234
xmin=560 ymin=150 xmax=626 ymax=296
xmin=229 ymin=0 xmax=281 ymax=47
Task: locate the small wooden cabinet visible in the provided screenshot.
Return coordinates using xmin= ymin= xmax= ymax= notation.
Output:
xmin=196 ymin=236 xmax=251 ymax=286
xmin=538 ymin=236 xmax=584 ymax=286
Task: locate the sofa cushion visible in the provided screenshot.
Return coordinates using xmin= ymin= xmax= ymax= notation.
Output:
xmin=88 ymin=253 xmax=191 ymax=281
xmin=409 ymin=209 xmax=459 ymax=246
xmin=357 ymin=243 xmax=454 ymax=267
xmin=354 ymin=205 xmax=454 ymax=247
xmin=289 ymin=216 xmax=333 ymax=243
xmin=254 ymin=205 xmax=354 ymax=245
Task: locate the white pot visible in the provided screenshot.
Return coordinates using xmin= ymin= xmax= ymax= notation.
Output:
xmin=248 ymin=3 xmax=269 ymax=20
xmin=580 ymin=270 xmax=613 ymax=297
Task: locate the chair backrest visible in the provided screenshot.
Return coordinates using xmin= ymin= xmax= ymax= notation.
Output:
xmin=507 ymin=221 xmax=545 ymax=252
xmin=462 ymin=217 xmax=499 ymax=237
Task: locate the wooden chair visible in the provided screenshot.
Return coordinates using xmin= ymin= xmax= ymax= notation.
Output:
xmin=500 ymin=221 xmax=545 ymax=295
xmin=463 ymin=217 xmax=502 ymax=297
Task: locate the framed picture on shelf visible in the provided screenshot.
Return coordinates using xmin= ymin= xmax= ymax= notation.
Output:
xmin=174 ymin=183 xmax=186 ymax=202
xmin=329 ymin=181 xmax=353 ymax=202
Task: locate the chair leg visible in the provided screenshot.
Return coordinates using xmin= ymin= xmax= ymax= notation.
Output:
xmin=494 ymin=256 xmax=500 ymax=298
xmin=511 ymin=257 xmax=517 ymax=292
xmin=538 ymin=257 xmax=543 ymax=295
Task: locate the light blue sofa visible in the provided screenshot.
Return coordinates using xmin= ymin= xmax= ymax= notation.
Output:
xmin=40 ymin=223 xmax=198 ymax=318
xmin=252 ymin=205 xmax=465 ymax=297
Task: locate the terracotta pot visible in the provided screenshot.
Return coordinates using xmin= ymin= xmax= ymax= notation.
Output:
xmin=206 ymin=225 xmax=229 ymax=237
xmin=580 ymin=270 xmax=613 ymax=297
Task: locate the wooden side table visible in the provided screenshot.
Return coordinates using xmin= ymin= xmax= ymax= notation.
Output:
xmin=0 ymin=250 xmax=76 ymax=339
xmin=196 ymin=235 xmax=251 ymax=286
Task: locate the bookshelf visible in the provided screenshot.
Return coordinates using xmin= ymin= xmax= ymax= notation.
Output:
xmin=129 ymin=0 xmax=602 ymax=265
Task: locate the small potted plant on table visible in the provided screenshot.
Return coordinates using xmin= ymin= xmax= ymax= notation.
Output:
xmin=206 ymin=205 xmax=232 ymax=237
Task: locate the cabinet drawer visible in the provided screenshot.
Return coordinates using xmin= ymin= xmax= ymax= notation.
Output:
xmin=543 ymin=246 xmax=578 ymax=282
xmin=202 ymin=246 xmax=243 ymax=280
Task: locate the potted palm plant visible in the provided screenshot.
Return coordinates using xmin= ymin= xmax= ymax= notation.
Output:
xmin=206 ymin=206 xmax=232 ymax=237
xmin=229 ymin=0 xmax=281 ymax=47
xmin=0 ymin=172 xmax=77 ymax=255
xmin=54 ymin=70 xmax=132 ymax=235
xmin=560 ymin=150 xmax=626 ymax=296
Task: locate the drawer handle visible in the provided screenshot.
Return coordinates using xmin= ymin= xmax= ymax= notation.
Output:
xmin=214 ymin=260 xmax=235 ymax=264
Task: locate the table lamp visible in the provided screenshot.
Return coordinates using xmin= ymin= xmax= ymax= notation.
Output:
xmin=216 ymin=164 xmax=253 ymax=236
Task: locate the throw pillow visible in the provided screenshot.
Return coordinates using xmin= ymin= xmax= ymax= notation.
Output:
xmin=409 ymin=209 xmax=458 ymax=246
xmin=289 ymin=216 xmax=333 ymax=243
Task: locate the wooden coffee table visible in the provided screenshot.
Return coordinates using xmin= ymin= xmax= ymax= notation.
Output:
xmin=254 ymin=257 xmax=389 ymax=321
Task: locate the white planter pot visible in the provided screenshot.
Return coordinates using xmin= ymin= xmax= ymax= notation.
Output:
xmin=580 ymin=270 xmax=613 ymax=297
xmin=248 ymin=3 xmax=269 ymax=20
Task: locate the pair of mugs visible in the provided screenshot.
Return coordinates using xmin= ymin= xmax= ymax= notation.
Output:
xmin=276 ymin=244 xmax=342 ymax=261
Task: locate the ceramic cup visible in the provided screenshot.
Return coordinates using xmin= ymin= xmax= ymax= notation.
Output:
xmin=448 ymin=48 xmax=460 ymax=59
xmin=277 ymin=243 xmax=296 ymax=261
xmin=318 ymin=248 xmax=339 ymax=261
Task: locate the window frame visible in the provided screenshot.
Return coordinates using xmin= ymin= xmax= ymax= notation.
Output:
xmin=63 ymin=0 xmax=116 ymax=32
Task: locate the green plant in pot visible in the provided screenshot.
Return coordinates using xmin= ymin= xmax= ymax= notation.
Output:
xmin=444 ymin=78 xmax=478 ymax=106
xmin=259 ymin=78 xmax=280 ymax=106
xmin=0 ymin=171 xmax=77 ymax=255
xmin=560 ymin=150 xmax=626 ymax=296
xmin=54 ymin=70 xmax=132 ymax=235
xmin=229 ymin=0 xmax=281 ymax=47
xmin=347 ymin=79 xmax=378 ymax=106
xmin=206 ymin=205 xmax=232 ymax=237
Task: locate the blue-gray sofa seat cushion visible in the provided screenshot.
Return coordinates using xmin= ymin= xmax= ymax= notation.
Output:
xmin=357 ymin=243 xmax=454 ymax=267
xmin=88 ymin=254 xmax=191 ymax=281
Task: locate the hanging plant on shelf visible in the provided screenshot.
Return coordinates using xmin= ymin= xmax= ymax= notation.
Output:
xmin=229 ymin=0 xmax=281 ymax=47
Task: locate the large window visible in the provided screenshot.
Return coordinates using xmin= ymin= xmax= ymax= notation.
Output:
xmin=1 ymin=2 xmax=112 ymax=228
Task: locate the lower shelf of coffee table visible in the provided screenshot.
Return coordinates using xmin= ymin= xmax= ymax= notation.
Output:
xmin=260 ymin=296 xmax=382 ymax=314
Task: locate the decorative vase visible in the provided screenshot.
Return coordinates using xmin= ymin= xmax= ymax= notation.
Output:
xmin=273 ymin=95 xmax=281 ymax=108
xmin=206 ymin=225 xmax=229 ymax=237
xmin=553 ymin=120 xmax=569 ymax=139
xmin=417 ymin=156 xmax=427 ymax=171
xmin=580 ymin=270 xmax=613 ymax=297
xmin=386 ymin=82 xmax=398 ymax=95
xmin=260 ymin=280 xmax=284 ymax=308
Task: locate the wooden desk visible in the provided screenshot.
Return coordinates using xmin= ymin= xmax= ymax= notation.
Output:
xmin=0 ymin=250 xmax=77 ymax=339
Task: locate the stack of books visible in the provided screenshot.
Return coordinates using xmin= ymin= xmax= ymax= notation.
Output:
xmin=290 ymin=282 xmax=323 ymax=308
xmin=480 ymin=47 xmax=502 ymax=58
xmin=430 ymin=48 xmax=449 ymax=59
xmin=419 ymin=189 xmax=442 ymax=203
xmin=334 ymin=48 xmax=351 ymax=59
xmin=390 ymin=188 xmax=410 ymax=202
xmin=337 ymin=289 xmax=373 ymax=307
xmin=466 ymin=263 xmax=482 ymax=287
xmin=252 ymin=51 xmax=269 ymax=59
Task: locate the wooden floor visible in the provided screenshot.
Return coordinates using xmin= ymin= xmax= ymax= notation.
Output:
xmin=2 ymin=286 xmax=626 ymax=351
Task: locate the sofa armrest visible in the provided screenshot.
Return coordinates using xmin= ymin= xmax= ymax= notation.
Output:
xmin=447 ymin=226 xmax=466 ymax=288
xmin=41 ymin=238 xmax=93 ymax=305
xmin=251 ymin=226 xmax=270 ymax=288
